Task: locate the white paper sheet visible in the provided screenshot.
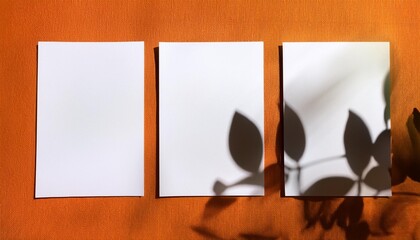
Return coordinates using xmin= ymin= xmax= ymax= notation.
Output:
xmin=36 ymin=42 xmax=144 ymax=198
xmin=283 ymin=42 xmax=391 ymax=196
xmin=159 ymin=42 xmax=264 ymax=196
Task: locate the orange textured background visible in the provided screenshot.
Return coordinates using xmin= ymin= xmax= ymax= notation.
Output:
xmin=1 ymin=0 xmax=420 ymax=239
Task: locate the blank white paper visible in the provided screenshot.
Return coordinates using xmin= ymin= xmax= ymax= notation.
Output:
xmin=283 ymin=42 xmax=391 ymax=196
xmin=36 ymin=42 xmax=144 ymax=198
xmin=159 ymin=42 xmax=264 ymax=197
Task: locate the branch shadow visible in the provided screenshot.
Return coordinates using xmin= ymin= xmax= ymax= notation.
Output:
xmin=204 ymin=164 xmax=280 ymax=220
xmin=281 ymin=70 xmax=392 ymax=196
xmin=279 ymin=48 xmax=395 ymax=239
xmin=192 ymin=45 xmax=420 ymax=240
xmin=193 ymin=163 xmax=282 ymax=238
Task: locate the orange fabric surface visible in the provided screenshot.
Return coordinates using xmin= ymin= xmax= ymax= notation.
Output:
xmin=1 ymin=0 xmax=419 ymax=239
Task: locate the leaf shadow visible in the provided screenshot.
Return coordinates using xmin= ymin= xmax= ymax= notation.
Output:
xmin=372 ymin=129 xmax=391 ymax=168
xmin=301 ymin=198 xmax=369 ymax=240
xmin=283 ymin=103 xmax=306 ymax=162
xmin=402 ymin=108 xmax=420 ymax=182
xmin=213 ymin=111 xmax=264 ymax=195
xmin=364 ymin=166 xmax=391 ymax=191
xmin=343 ymin=111 xmax=372 ymax=177
xmin=303 ymin=177 xmax=355 ymax=197
xmin=229 ymin=112 xmax=263 ymax=173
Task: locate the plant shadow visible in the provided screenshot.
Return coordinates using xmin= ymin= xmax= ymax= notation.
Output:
xmin=212 ymin=111 xmax=264 ymax=196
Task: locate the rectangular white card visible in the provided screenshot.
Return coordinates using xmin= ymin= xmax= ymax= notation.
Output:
xmin=283 ymin=42 xmax=391 ymax=196
xmin=159 ymin=42 xmax=264 ymax=197
xmin=36 ymin=42 xmax=144 ymax=198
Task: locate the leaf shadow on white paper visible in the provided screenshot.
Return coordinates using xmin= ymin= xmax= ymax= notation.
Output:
xmin=284 ymin=103 xmax=391 ymax=196
xmin=284 ymin=68 xmax=391 ymax=240
xmin=213 ymin=111 xmax=263 ymax=195
xmin=187 ymin=46 xmax=418 ymax=239
xmin=284 ymin=71 xmax=391 ymax=197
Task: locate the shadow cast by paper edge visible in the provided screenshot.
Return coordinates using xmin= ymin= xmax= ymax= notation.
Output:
xmin=278 ymin=45 xmax=287 ymax=197
xmin=154 ymin=47 xmax=161 ymax=198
